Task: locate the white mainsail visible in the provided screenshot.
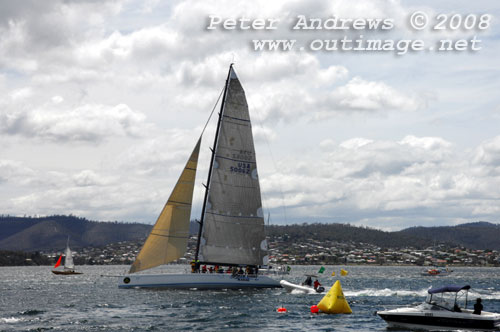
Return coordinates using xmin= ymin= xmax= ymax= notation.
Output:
xmin=198 ymin=66 xmax=269 ymax=266
xmin=129 ymin=138 xmax=201 ymax=273
xmin=64 ymin=244 xmax=75 ymax=270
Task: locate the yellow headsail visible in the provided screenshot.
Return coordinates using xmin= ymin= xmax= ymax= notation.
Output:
xmin=129 ymin=138 xmax=201 ymax=273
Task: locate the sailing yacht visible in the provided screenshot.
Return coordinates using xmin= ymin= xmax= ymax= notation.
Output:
xmin=52 ymin=237 xmax=82 ymax=275
xmin=119 ymin=65 xmax=281 ymax=289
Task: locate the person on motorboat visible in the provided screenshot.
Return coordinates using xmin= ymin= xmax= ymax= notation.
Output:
xmin=314 ymin=279 xmax=321 ymax=290
xmin=474 ymin=298 xmax=483 ymax=315
xmin=303 ymin=275 xmax=312 ymax=287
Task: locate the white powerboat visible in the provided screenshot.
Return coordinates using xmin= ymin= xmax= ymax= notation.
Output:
xmin=378 ymin=285 xmax=500 ymax=330
xmin=280 ymin=280 xmax=325 ymax=294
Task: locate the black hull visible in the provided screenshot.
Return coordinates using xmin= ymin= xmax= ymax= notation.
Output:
xmin=378 ymin=313 xmax=499 ymax=330
xmin=52 ymin=270 xmax=83 ymax=275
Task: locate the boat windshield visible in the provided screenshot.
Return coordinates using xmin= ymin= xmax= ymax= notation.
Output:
xmin=426 ymin=289 xmax=469 ymax=311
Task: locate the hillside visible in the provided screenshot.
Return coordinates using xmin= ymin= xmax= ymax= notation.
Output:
xmin=0 ymin=215 xmax=151 ymax=251
xmin=265 ymin=223 xmax=437 ymax=249
xmin=2 ymin=215 xmax=499 ymax=252
xmin=397 ymin=221 xmax=500 ymax=250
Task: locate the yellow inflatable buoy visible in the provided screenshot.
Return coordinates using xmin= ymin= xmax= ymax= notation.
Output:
xmin=340 ymin=269 xmax=348 ymax=276
xmin=317 ymin=280 xmax=352 ymax=314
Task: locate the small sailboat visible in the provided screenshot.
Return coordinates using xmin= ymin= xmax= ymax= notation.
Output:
xmin=119 ymin=64 xmax=280 ymax=289
xmin=52 ymin=237 xmax=82 ymax=275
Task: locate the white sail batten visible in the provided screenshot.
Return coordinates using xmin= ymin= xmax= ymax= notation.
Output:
xmin=199 ymin=67 xmax=268 ymax=266
xmin=129 ymin=138 xmax=201 ymax=273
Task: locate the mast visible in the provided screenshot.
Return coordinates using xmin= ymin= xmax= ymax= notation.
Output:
xmin=194 ymin=64 xmax=233 ymax=262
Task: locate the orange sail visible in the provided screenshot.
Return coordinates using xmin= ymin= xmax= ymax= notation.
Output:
xmin=54 ymin=255 xmax=63 ymax=268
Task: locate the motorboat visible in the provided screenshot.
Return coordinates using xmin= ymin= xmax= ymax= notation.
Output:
xmin=258 ymin=264 xmax=291 ymax=276
xmin=280 ymin=274 xmax=325 ymax=294
xmin=378 ymin=285 xmax=500 ymax=330
xmin=280 ymin=280 xmax=325 ymax=294
xmin=421 ymin=266 xmax=453 ymax=276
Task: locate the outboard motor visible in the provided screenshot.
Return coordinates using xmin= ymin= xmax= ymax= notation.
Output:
xmin=316 ymin=286 xmax=325 ymax=293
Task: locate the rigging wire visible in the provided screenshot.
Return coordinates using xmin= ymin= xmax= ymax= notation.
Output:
xmin=252 ymin=108 xmax=289 ymax=226
xmin=200 ymin=86 xmax=225 ymax=137
xmin=193 ymin=84 xmax=226 ymax=228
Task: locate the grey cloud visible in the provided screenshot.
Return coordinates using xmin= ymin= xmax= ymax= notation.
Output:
xmin=260 ymin=135 xmax=500 ymax=229
xmin=0 ymin=0 xmax=121 ymax=72
xmin=473 ymin=136 xmax=500 ymax=167
xmin=0 ymin=102 xmax=147 ymax=143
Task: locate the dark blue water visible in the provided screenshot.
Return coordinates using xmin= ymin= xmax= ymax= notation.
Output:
xmin=1 ymin=265 xmax=500 ymax=331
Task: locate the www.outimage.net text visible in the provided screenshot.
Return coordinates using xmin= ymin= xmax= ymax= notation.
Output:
xmin=206 ymin=13 xmax=491 ymax=55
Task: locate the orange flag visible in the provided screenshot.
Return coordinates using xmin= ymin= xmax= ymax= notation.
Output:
xmin=54 ymin=255 xmax=62 ymax=268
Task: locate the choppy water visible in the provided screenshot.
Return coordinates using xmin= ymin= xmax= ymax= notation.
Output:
xmin=1 ymin=265 xmax=500 ymax=331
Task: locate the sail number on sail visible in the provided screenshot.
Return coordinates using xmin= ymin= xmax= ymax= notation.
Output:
xmin=230 ymin=162 xmax=252 ymax=174
xmin=231 ymin=149 xmax=253 ymax=161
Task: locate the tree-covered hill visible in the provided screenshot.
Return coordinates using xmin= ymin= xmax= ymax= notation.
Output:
xmin=265 ymin=223 xmax=436 ymax=249
xmin=0 ymin=215 xmax=151 ymax=251
xmin=397 ymin=221 xmax=500 ymax=250
xmin=2 ymin=215 xmax=499 ymax=252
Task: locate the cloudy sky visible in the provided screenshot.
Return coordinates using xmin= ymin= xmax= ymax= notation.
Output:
xmin=1 ymin=0 xmax=499 ymax=230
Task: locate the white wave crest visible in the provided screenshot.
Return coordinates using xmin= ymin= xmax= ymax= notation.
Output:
xmin=344 ymin=288 xmax=428 ymax=297
xmin=469 ymin=290 xmax=500 ymax=300
xmin=1 ymin=317 xmax=22 ymax=323
xmin=341 ymin=288 xmax=500 ymax=300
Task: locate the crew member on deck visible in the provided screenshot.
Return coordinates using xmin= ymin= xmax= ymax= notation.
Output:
xmin=473 ymin=298 xmax=483 ymax=315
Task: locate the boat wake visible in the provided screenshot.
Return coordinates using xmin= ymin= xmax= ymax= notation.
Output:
xmin=344 ymin=288 xmax=428 ymax=297
xmin=1 ymin=317 xmax=22 ymax=324
xmin=343 ymin=288 xmax=500 ymax=300
xmin=290 ymin=288 xmax=318 ymax=295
